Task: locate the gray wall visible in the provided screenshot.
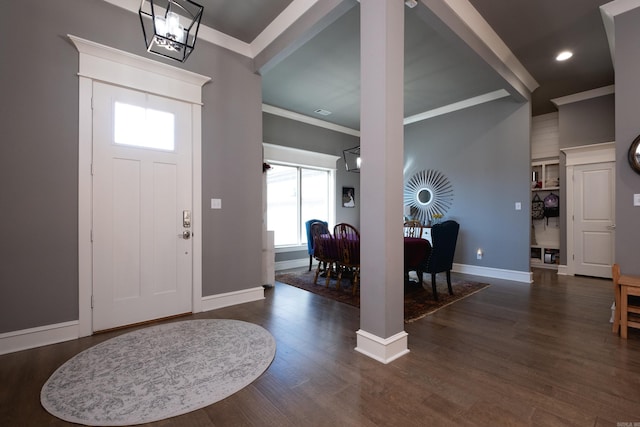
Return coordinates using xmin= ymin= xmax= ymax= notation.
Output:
xmin=0 ymin=0 xmax=263 ymax=333
xmin=263 ymin=113 xmax=361 ymax=263
xmin=404 ymin=98 xmax=531 ymax=272
xmin=558 ymin=94 xmax=615 ymax=149
xmin=614 ymin=7 xmax=640 ymax=276
xmin=556 ymin=94 xmax=615 ymax=265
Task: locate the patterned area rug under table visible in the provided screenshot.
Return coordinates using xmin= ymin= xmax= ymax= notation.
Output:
xmin=276 ymin=269 xmax=490 ymax=323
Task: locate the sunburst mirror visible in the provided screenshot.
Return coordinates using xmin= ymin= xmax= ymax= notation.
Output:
xmin=403 ymin=169 xmax=453 ymax=224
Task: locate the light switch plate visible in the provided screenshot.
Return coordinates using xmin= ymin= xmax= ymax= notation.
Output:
xmin=211 ymin=198 xmax=222 ymax=209
xmin=634 ymin=194 xmax=640 ymax=206
xmin=515 ymin=202 xmax=522 ymax=210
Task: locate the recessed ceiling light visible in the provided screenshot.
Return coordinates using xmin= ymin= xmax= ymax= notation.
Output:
xmin=314 ymin=108 xmax=332 ymax=116
xmin=556 ymin=51 xmax=573 ymax=61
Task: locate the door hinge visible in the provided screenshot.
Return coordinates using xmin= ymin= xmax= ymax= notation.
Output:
xmin=91 ymin=97 xmax=94 ymax=110
xmin=91 ymin=295 xmax=94 ymax=309
xmin=90 ymin=229 xmax=93 ymax=242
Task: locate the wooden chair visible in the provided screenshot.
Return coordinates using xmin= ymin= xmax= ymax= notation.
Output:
xmin=309 ymin=221 xmax=330 ymax=272
xmin=404 ymin=220 xmax=423 ymax=238
xmin=313 ymin=230 xmax=338 ymax=287
xmin=334 ymin=223 xmax=360 ymax=295
xmin=612 ymin=263 xmax=640 ymax=339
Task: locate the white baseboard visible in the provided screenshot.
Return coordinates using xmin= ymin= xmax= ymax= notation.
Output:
xmin=0 ymin=287 xmax=266 ymax=355
xmin=453 ymin=263 xmax=532 ymax=283
xmin=278 ymin=257 xmax=533 ymax=283
xmin=201 ymin=286 xmax=265 ymax=312
xmin=355 ymin=329 xmax=410 ymax=364
xmin=275 ymin=258 xmax=309 ymax=271
xmin=557 ymin=264 xmax=569 ymax=275
xmin=0 ymin=321 xmax=79 ymax=355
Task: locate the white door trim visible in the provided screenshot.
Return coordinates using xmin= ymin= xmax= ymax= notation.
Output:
xmin=69 ymin=35 xmax=210 ymax=337
xmin=561 ymin=142 xmax=615 ymax=276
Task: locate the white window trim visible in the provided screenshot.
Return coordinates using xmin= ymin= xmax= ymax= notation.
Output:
xmin=70 ymin=35 xmax=210 ymax=337
xmin=263 ymin=143 xmax=339 ymax=248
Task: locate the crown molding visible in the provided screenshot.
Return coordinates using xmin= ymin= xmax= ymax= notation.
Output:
xmin=262 ymin=104 xmax=361 ymax=137
xmin=404 ymin=89 xmax=509 ymax=125
xmin=438 ymin=0 xmax=538 ymax=93
xmin=551 ymin=85 xmax=615 ymax=107
xmin=102 ymin=0 xmax=316 ymax=59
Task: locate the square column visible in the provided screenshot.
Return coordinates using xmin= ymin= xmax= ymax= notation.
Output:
xmin=355 ymin=0 xmax=407 ymax=363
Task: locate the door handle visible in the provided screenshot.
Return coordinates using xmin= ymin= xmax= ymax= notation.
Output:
xmin=607 ymin=224 xmax=616 ymax=230
xmin=179 ymin=230 xmax=191 ymax=239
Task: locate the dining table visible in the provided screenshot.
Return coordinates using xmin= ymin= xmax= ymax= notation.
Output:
xmin=316 ymin=233 xmax=431 ymax=286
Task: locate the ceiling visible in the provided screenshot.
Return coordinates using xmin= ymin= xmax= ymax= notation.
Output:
xmin=195 ymin=0 xmax=614 ymax=131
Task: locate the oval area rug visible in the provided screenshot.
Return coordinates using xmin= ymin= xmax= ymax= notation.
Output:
xmin=41 ymin=319 xmax=276 ymax=426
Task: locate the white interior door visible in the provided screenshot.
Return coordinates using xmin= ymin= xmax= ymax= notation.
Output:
xmin=573 ymin=162 xmax=615 ymax=278
xmin=92 ymin=82 xmax=193 ymax=331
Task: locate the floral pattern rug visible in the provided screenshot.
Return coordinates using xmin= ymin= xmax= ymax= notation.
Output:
xmin=276 ymin=269 xmax=490 ymax=323
xmin=41 ymin=319 xmax=276 ymax=426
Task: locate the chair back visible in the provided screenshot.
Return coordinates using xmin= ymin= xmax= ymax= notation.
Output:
xmin=305 ymin=219 xmax=328 ymax=256
xmin=404 ymin=220 xmax=424 ymax=238
xmin=313 ymin=231 xmax=338 ymax=263
xmin=425 ymin=220 xmax=459 ymax=273
xmin=334 ymin=223 xmax=360 ymax=267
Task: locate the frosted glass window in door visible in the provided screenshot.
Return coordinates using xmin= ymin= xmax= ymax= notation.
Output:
xmin=114 ymin=102 xmax=175 ymax=151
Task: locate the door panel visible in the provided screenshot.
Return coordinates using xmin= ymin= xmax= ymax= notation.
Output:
xmin=92 ymin=82 xmax=192 ymax=331
xmin=574 ymin=162 xmax=615 ymax=278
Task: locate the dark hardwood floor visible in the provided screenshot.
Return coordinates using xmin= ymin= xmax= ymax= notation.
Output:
xmin=2 ymin=268 xmax=640 ymax=426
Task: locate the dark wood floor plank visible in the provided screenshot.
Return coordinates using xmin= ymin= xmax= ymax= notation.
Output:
xmin=2 ymin=268 xmax=640 ymax=426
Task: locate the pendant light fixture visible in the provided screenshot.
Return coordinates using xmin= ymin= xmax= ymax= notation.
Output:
xmin=343 ymin=145 xmax=361 ymax=172
xmin=139 ymin=0 xmax=204 ymax=63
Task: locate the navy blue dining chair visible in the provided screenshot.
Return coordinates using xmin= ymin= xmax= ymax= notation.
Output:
xmin=305 ymin=219 xmax=328 ymax=271
xmin=424 ymin=220 xmax=460 ymax=301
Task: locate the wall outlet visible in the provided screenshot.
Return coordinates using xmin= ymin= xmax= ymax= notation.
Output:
xmin=476 ymin=249 xmax=483 ymax=260
xmin=515 ymin=202 xmax=522 ymax=210
xmin=634 ymin=194 xmax=640 ymax=206
xmin=211 ymin=198 xmax=222 ymax=209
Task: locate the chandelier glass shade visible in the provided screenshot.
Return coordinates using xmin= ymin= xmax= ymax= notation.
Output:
xmin=343 ymin=145 xmax=361 ymax=172
xmin=139 ymin=0 xmax=203 ymax=62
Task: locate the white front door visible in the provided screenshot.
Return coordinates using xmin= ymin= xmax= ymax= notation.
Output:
xmin=92 ymin=82 xmax=193 ymax=331
xmin=573 ymin=162 xmax=615 ymax=278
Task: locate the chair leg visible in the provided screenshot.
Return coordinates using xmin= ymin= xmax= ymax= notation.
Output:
xmin=613 ymin=287 xmax=621 ymax=334
xmin=325 ymin=262 xmax=333 ymax=287
xmin=446 ymin=270 xmax=453 ymax=295
xmin=621 ymin=285 xmax=629 ymax=339
xmin=309 ymin=255 xmax=312 ymax=272
xmin=313 ymin=261 xmax=322 ymax=285
xmin=352 ymin=268 xmax=359 ymax=295
xmin=431 ymin=273 xmax=438 ymax=301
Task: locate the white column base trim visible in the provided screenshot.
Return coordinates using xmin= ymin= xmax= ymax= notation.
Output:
xmin=0 ymin=321 xmax=79 ymax=355
xmin=453 ymin=263 xmax=532 ymax=283
xmin=355 ymin=329 xmax=409 ymax=364
xmin=557 ymin=264 xmax=569 ymax=275
xmin=201 ymin=287 xmax=265 ymax=312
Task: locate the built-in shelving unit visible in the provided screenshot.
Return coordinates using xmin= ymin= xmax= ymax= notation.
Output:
xmin=531 ymin=159 xmax=560 ymax=269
